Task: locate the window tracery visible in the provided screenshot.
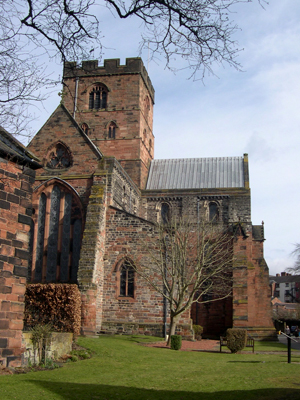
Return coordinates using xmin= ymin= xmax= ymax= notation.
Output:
xmin=31 ymin=181 xmax=83 ymax=283
xmin=46 ymin=143 xmax=72 ymax=169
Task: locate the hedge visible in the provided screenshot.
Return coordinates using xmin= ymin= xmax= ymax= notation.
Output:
xmin=24 ymin=283 xmax=81 ymax=335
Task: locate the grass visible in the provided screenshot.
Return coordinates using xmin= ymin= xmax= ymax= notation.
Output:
xmin=1 ymin=335 xmax=300 ymax=400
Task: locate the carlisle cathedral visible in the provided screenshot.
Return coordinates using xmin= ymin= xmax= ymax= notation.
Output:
xmin=0 ymin=58 xmax=275 ymax=366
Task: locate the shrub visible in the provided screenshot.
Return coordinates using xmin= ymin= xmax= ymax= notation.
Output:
xmin=30 ymin=323 xmax=53 ymax=364
xmin=192 ymin=325 xmax=203 ymax=340
xmin=226 ymin=328 xmax=247 ymax=353
xmin=170 ymin=335 xmax=182 ymax=350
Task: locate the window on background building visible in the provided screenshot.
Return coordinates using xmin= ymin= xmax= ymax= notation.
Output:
xmin=120 ymin=261 xmax=134 ymax=297
xmin=209 ymin=202 xmax=219 ymax=222
xmin=89 ymin=85 xmax=107 ymax=109
xmin=285 ymin=283 xmax=289 ymax=287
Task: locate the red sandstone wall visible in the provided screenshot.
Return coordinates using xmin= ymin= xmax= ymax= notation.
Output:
xmin=102 ymin=207 xmax=192 ymax=334
xmin=232 ymin=231 xmax=275 ymax=338
xmin=0 ymin=160 xmax=35 ymax=367
xmin=28 ymin=105 xmax=100 ymax=179
xmin=62 ymin=66 xmax=154 ymax=188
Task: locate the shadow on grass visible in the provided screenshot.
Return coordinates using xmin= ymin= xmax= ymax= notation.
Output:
xmin=28 ymin=381 xmax=300 ymax=400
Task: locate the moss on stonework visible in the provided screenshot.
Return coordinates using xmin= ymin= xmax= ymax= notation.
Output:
xmin=247 ymin=261 xmax=255 ymax=269
xmin=90 ymin=186 xmax=104 ymax=198
xmin=233 ymin=299 xmax=248 ymax=304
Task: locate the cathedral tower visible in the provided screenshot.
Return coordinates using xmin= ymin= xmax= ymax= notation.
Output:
xmin=62 ymin=58 xmax=155 ymax=189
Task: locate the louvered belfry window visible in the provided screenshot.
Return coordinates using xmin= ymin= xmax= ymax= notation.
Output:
xmin=89 ymin=86 xmax=107 ymax=109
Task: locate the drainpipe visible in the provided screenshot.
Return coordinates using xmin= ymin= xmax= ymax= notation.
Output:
xmin=73 ymin=76 xmax=79 ymax=120
xmin=163 ymin=235 xmax=168 ymax=339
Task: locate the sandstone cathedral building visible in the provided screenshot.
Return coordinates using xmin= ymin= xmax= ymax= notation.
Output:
xmin=0 ymin=58 xmax=275 ymax=366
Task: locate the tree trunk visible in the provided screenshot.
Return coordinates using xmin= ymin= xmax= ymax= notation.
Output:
xmin=167 ymin=314 xmax=179 ymax=346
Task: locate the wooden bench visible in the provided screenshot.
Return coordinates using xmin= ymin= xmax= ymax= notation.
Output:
xmin=220 ymin=334 xmax=255 ymax=353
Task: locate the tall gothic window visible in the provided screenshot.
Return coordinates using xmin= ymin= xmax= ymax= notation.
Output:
xmin=32 ymin=181 xmax=83 ymax=283
xmin=89 ymin=85 xmax=107 ymax=109
xmin=120 ymin=261 xmax=134 ymax=297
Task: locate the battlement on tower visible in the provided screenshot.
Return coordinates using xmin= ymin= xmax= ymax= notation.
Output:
xmin=63 ymin=58 xmax=155 ymax=102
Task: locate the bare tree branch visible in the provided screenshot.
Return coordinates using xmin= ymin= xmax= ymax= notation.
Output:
xmin=0 ymin=0 xmax=265 ymax=136
xmin=286 ymin=243 xmax=300 ymax=275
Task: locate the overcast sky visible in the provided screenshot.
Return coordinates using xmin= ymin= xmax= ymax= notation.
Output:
xmin=31 ymin=0 xmax=300 ymax=276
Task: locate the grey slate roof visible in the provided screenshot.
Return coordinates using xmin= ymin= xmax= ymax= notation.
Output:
xmin=0 ymin=126 xmax=41 ymax=168
xmin=269 ymin=275 xmax=300 ymax=284
xmin=146 ymin=157 xmax=245 ymax=190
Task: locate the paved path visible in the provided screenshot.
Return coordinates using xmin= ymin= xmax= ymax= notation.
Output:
xmin=277 ymin=334 xmax=300 ymax=350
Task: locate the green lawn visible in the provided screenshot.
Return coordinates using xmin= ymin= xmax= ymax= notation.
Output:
xmin=1 ymin=335 xmax=300 ymax=400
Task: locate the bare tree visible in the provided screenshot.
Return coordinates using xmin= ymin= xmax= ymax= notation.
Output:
xmin=132 ymin=218 xmax=234 ymax=344
xmin=1 ymin=0 xmax=100 ymax=137
xmin=286 ymin=244 xmax=300 ymax=275
xmin=1 ymin=0 xmax=264 ymax=137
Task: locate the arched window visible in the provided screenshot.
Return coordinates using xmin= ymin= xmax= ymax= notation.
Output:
xmin=31 ymin=181 xmax=83 ymax=283
xmin=122 ymin=185 xmax=127 ymax=205
xmin=46 ymin=142 xmax=72 ymax=169
xmin=161 ymin=203 xmax=171 ymax=224
xmin=144 ymin=96 xmax=150 ymax=118
xmin=108 ymin=122 xmax=116 ymax=139
xmin=209 ymin=202 xmax=219 ymax=222
xmin=81 ymin=123 xmax=89 ymax=135
xmin=120 ymin=261 xmax=134 ymax=297
xmin=89 ymin=85 xmax=107 ymax=110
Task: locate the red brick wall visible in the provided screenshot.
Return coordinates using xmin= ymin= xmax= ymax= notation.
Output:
xmin=0 ymin=159 xmax=35 ymax=367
